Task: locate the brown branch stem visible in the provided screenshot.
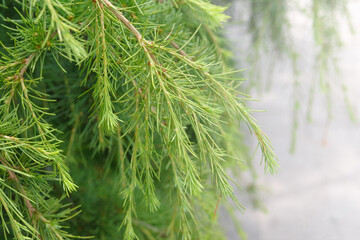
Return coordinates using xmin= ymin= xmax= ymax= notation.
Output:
xmin=170 ymin=41 xmax=187 ymax=57
xmin=18 ymin=52 xmax=36 ymax=80
xmin=99 ymin=0 xmax=159 ymax=62
xmin=213 ymin=193 xmax=221 ymax=220
xmin=3 ymin=53 xmax=36 ymax=113
xmin=17 ymin=52 xmax=48 ymax=140
xmin=101 ymin=0 xmax=143 ymax=40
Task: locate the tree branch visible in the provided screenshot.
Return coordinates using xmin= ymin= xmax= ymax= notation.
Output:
xmin=18 ymin=52 xmax=36 ymax=80
xmin=170 ymin=41 xmax=187 ymax=57
xmin=0 ymin=153 xmax=68 ymax=239
xmin=0 ymin=156 xmax=36 ymax=218
xmin=101 ymin=0 xmax=143 ymax=41
xmin=3 ymin=52 xmax=37 ymax=112
xmin=99 ymin=0 xmax=159 ymax=59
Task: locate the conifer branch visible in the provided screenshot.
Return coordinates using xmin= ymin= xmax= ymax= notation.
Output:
xmin=18 ymin=52 xmax=36 ymax=80
xmin=6 ymin=50 xmax=76 ymax=192
xmin=2 ymin=52 xmax=37 ymax=112
xmin=101 ymin=0 xmax=142 ymax=40
xmin=0 ymin=156 xmax=37 ymax=219
xmin=0 ymin=153 xmax=69 ymax=240
xmin=18 ymin=54 xmax=46 ymax=136
xmin=170 ymin=41 xmax=187 ymax=57
xmin=89 ymin=2 xmax=120 ymax=133
xmin=0 ymin=0 xmax=285 ymax=238
xmin=0 ymin=133 xmax=82 ymax=239
xmin=165 ymin=39 xmax=279 ymax=173
xmin=91 ymin=3 xmax=277 ymax=238
xmin=99 ymin=0 xmax=158 ymax=63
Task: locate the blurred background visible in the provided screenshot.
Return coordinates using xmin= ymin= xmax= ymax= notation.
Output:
xmin=222 ymin=0 xmax=360 ymax=239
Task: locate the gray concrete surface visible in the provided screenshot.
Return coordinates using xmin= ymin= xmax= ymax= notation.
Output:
xmin=225 ymin=1 xmax=360 ymax=240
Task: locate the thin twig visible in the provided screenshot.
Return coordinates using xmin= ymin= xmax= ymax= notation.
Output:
xmin=170 ymin=41 xmax=187 ymax=57
xmin=213 ymin=193 xmax=221 ymax=220
xmin=3 ymin=53 xmax=36 ymax=112
xmin=0 ymin=156 xmax=37 ymax=218
xmin=99 ymin=0 xmax=158 ymax=62
xmin=0 ymin=154 xmax=61 ymax=239
xmin=0 ymin=61 xmax=22 ymax=71
xmin=101 ymin=0 xmax=143 ymax=40
xmin=0 ymin=134 xmax=51 ymax=156
xmin=18 ymin=52 xmax=36 ymax=80
xmin=16 ymin=52 xmax=48 ymax=142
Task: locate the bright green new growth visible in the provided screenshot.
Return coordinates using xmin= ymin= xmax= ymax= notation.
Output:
xmin=0 ymin=0 xmax=278 ymax=239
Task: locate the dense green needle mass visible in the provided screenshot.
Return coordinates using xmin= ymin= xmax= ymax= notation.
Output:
xmin=0 ymin=0 xmax=278 ymax=239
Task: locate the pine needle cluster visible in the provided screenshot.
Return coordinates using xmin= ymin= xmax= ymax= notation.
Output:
xmin=0 ymin=0 xmax=278 ymax=239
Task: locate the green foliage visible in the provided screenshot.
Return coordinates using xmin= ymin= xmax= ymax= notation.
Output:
xmin=0 ymin=0 xmax=279 ymax=239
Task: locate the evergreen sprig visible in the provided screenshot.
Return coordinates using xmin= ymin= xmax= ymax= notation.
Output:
xmin=0 ymin=0 xmax=278 ymax=239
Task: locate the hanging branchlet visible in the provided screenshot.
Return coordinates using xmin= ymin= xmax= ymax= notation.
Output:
xmin=0 ymin=2 xmax=82 ymax=239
